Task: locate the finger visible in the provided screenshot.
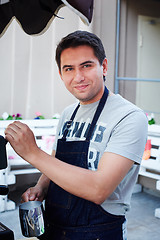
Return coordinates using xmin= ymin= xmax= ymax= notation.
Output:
xmin=21 ymin=195 xmax=29 ymax=203
xmin=5 ymin=121 xmax=27 ymax=135
xmin=13 ymin=121 xmax=26 ymax=128
xmin=6 ymin=121 xmax=21 ymax=131
xmin=5 ymin=122 xmax=30 ymax=144
xmin=21 ymin=189 xmax=32 ymax=202
xmin=5 ymin=132 xmax=14 ymax=142
xmin=13 ymin=122 xmax=31 ymax=135
xmin=29 ymin=193 xmax=37 ymax=201
xmin=5 ymin=122 xmax=21 ymax=140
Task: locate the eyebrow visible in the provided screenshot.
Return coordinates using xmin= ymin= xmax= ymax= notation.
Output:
xmin=62 ymin=64 xmax=72 ymax=70
xmin=80 ymin=60 xmax=95 ymax=66
xmin=62 ymin=60 xmax=95 ymax=70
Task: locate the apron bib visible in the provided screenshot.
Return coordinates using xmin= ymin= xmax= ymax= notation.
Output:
xmin=41 ymin=87 xmax=125 ymax=240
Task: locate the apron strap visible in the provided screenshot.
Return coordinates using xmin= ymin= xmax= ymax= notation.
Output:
xmin=62 ymin=103 xmax=80 ymax=140
xmin=86 ymin=86 xmax=109 ymax=141
xmin=62 ymin=86 xmax=109 ymax=141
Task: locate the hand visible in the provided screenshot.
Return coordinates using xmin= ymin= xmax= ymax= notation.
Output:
xmin=5 ymin=121 xmax=39 ymax=161
xmin=21 ymin=185 xmax=46 ymax=203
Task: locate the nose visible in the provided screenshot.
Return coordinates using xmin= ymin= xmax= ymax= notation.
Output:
xmin=74 ymin=69 xmax=84 ymax=82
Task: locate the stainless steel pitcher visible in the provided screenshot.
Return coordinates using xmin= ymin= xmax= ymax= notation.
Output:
xmin=19 ymin=201 xmax=45 ymax=237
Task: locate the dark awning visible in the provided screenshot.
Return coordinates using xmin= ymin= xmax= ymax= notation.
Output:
xmin=0 ymin=0 xmax=94 ymax=36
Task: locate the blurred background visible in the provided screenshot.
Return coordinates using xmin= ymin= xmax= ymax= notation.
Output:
xmin=0 ymin=0 xmax=160 ymax=239
xmin=0 ymin=0 xmax=160 ymax=122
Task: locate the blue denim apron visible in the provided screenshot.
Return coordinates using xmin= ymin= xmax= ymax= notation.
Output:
xmin=41 ymin=87 xmax=126 ymax=240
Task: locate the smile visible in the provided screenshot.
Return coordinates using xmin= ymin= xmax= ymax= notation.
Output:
xmin=75 ymin=85 xmax=89 ymax=91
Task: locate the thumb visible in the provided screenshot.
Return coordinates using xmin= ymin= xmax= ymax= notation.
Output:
xmin=29 ymin=193 xmax=37 ymax=201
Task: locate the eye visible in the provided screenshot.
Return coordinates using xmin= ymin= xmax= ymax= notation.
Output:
xmin=65 ymin=67 xmax=73 ymax=72
xmin=83 ymin=64 xmax=92 ymax=68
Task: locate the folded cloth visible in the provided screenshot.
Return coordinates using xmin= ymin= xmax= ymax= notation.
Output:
xmin=0 ymin=0 xmax=94 ymax=36
xmin=14 ymin=0 xmax=63 ymax=35
xmin=0 ymin=0 xmax=63 ymax=35
xmin=0 ymin=1 xmax=13 ymax=36
xmin=61 ymin=0 xmax=94 ymax=25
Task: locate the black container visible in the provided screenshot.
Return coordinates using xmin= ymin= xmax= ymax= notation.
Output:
xmin=0 ymin=135 xmax=7 ymax=170
xmin=0 ymin=222 xmax=14 ymax=240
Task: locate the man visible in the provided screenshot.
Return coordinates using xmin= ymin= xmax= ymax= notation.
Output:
xmin=5 ymin=30 xmax=148 ymax=239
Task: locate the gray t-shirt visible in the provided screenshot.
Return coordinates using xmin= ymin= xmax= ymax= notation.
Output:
xmin=53 ymin=94 xmax=148 ymax=215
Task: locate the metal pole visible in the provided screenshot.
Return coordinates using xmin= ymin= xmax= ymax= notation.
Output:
xmin=115 ymin=0 xmax=121 ymax=94
xmin=114 ymin=0 xmax=160 ymax=93
xmin=117 ymin=77 xmax=160 ymax=82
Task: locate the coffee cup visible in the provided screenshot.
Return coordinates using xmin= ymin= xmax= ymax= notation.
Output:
xmin=19 ymin=201 xmax=45 ymax=237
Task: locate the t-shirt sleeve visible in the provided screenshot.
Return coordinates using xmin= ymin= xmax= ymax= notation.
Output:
xmin=105 ymin=111 xmax=148 ymax=164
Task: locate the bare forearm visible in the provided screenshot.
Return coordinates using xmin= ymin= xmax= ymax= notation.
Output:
xmin=36 ymin=174 xmax=50 ymax=193
xmin=26 ymin=149 xmax=104 ymax=204
xmin=4 ymin=121 xmax=104 ymax=202
xmin=26 ymin=149 xmax=133 ymax=205
xmin=35 ymin=151 xmax=55 ymax=191
xmin=5 ymin=121 xmax=133 ymax=205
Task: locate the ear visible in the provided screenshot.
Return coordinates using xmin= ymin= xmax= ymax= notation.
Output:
xmin=102 ymin=58 xmax=108 ymax=77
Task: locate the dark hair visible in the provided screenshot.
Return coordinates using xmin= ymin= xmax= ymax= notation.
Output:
xmin=55 ymin=30 xmax=106 ymax=70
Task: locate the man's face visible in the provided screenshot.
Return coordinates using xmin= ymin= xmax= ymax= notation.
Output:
xmin=59 ymin=45 xmax=107 ymax=105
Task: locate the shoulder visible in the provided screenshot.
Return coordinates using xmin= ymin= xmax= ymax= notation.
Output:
xmin=101 ymin=93 xmax=148 ymax=138
xmin=107 ymin=94 xmax=137 ymax=109
xmin=106 ymin=94 xmax=147 ymax=119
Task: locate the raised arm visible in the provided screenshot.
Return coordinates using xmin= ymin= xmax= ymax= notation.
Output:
xmin=5 ymin=121 xmax=133 ymax=204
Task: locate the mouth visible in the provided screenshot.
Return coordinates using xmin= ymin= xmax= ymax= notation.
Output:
xmin=75 ymin=84 xmax=89 ymax=91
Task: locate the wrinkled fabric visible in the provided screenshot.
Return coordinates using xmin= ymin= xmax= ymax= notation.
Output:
xmin=61 ymin=0 xmax=94 ymax=25
xmin=0 ymin=1 xmax=13 ymax=35
xmin=0 ymin=0 xmax=63 ymax=35
xmin=0 ymin=0 xmax=94 ymax=36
